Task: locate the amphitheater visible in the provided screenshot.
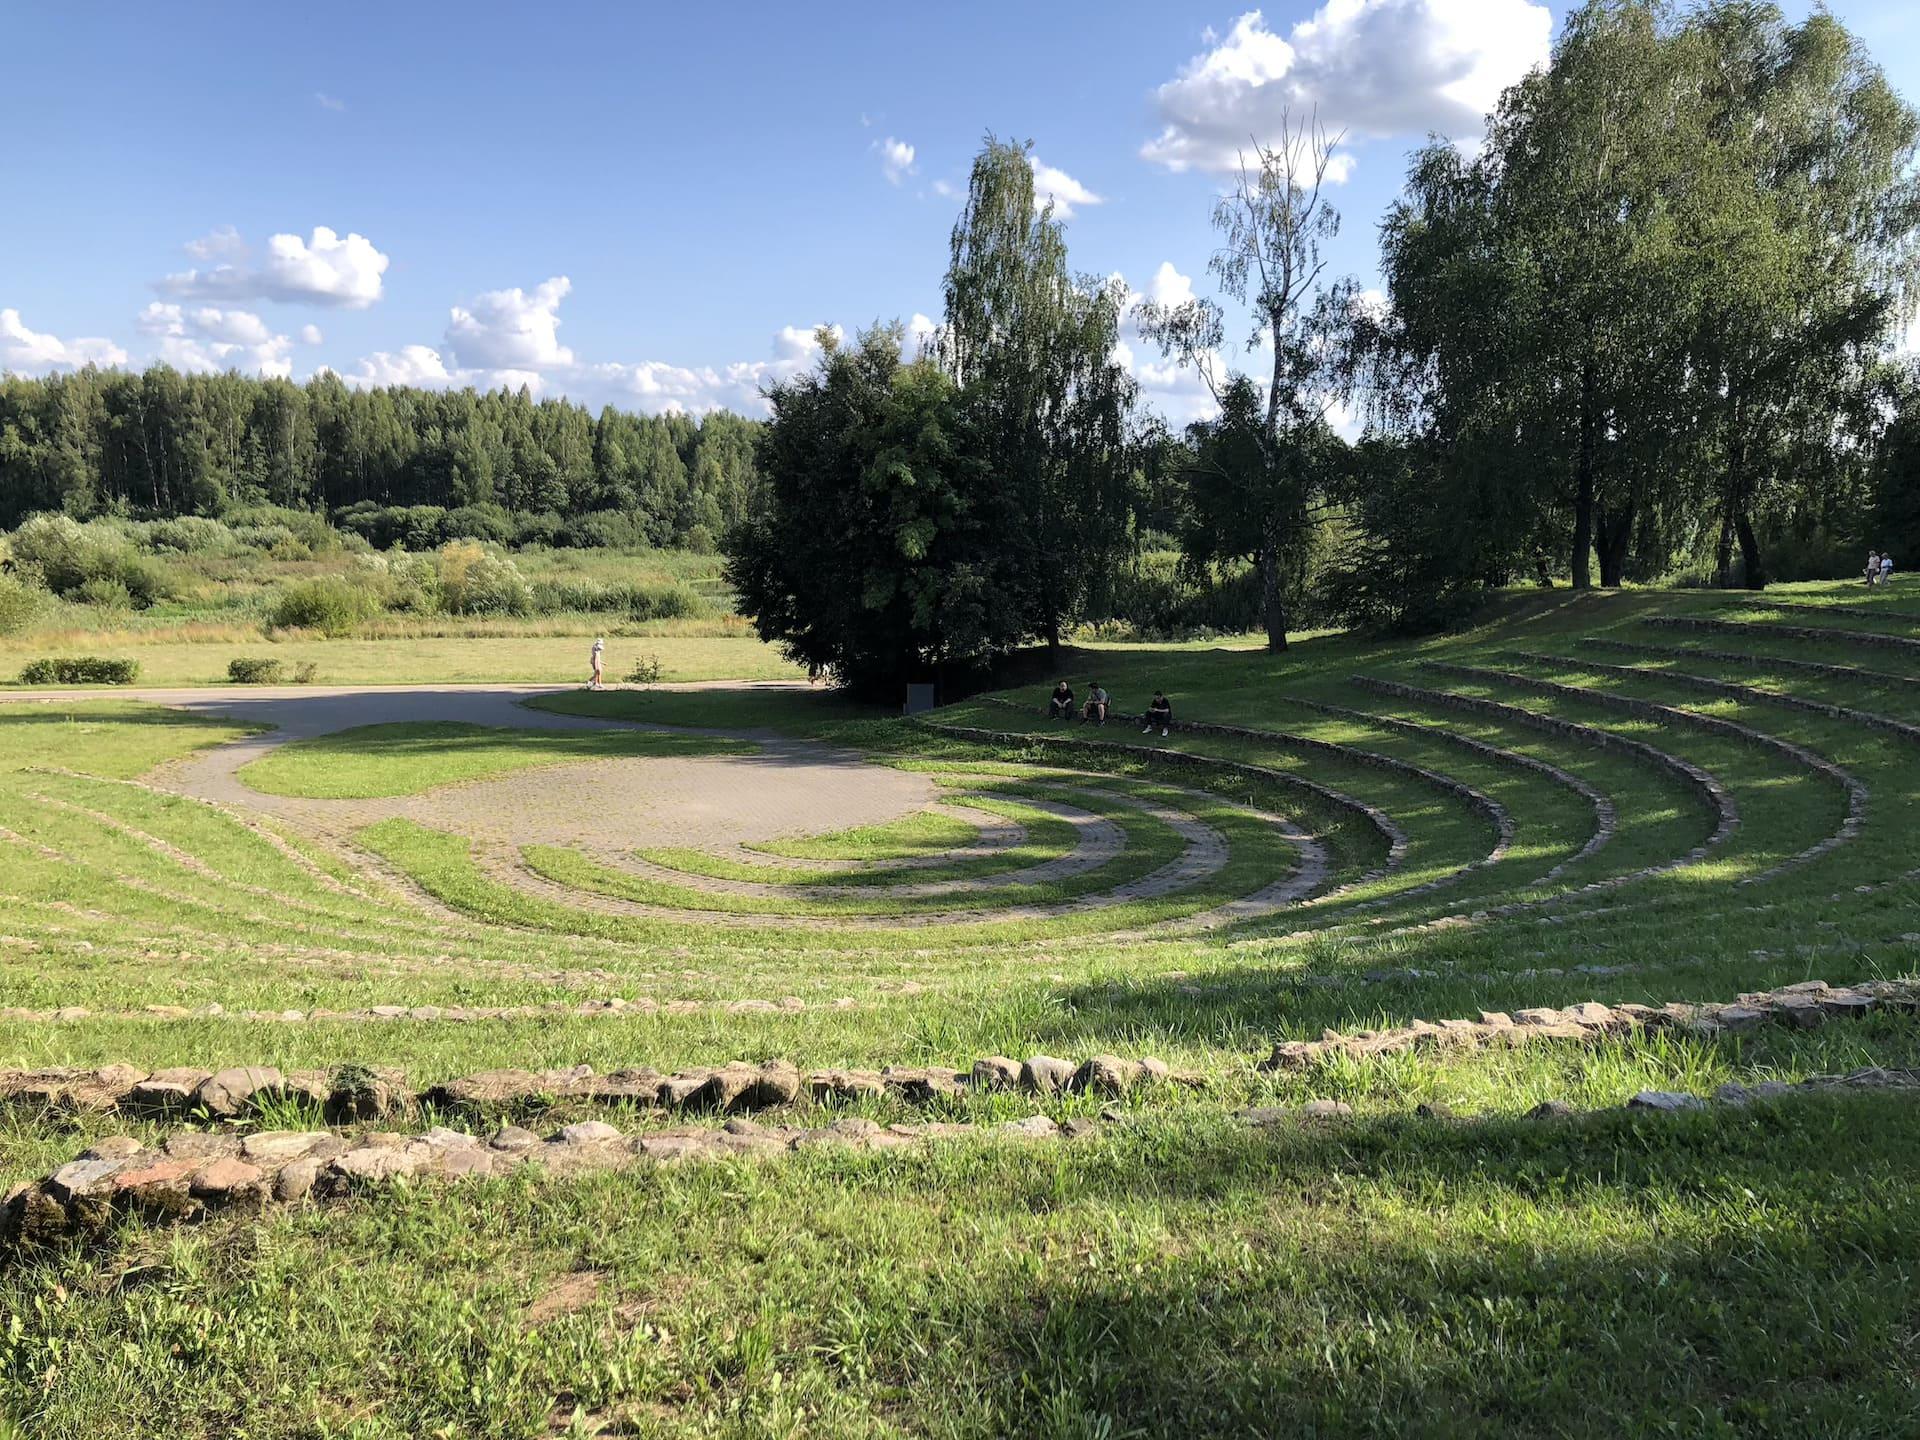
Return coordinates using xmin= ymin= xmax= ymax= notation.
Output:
xmin=2 ymin=587 xmax=1918 ymax=1431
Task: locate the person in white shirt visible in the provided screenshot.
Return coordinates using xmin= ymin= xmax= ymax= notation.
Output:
xmin=1866 ymin=552 xmax=1881 ymax=586
xmin=588 ymin=637 xmax=606 ymax=690
xmin=1882 ymin=554 xmax=1894 ymax=584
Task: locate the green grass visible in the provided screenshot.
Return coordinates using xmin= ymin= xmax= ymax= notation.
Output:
xmin=236 ymin=721 xmax=759 ymax=798
xmin=6 ymin=577 xmax=1920 ymax=1436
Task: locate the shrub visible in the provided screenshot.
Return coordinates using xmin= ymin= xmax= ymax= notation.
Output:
xmin=7 ymin=515 xmax=169 ymax=608
xmin=561 ymin=510 xmax=655 ymax=550
xmin=227 ymin=657 xmax=284 ymax=684
xmin=18 ymin=657 xmax=140 ymax=685
xmin=0 ymin=575 xmax=46 ymax=636
xmin=223 ymin=505 xmax=341 ymax=553
xmin=269 ymin=578 xmax=381 ymax=636
xmin=442 ymin=505 xmax=516 ymax=544
xmin=352 ymin=551 xmax=442 ymax=614
xmin=437 ymin=541 xmax=532 ymax=616
xmin=625 ymin=654 xmax=663 ymax=685
xmin=73 ymin=575 xmax=135 ymax=611
xmin=144 ymin=516 xmax=238 ymax=555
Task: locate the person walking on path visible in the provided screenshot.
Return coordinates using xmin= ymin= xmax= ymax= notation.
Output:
xmin=589 ymin=637 xmax=606 ymax=690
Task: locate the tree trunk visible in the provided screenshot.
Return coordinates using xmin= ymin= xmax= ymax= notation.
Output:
xmin=1259 ymin=529 xmax=1289 ymax=653
xmin=1595 ymin=501 xmax=1633 ymax=589
xmin=1735 ymin=512 xmax=1766 ymax=591
xmin=1571 ymin=361 xmax=1597 ymax=590
xmin=1714 ymin=510 xmax=1736 ymax=589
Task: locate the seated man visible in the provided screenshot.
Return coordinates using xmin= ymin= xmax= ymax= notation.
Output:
xmin=1143 ymin=690 xmax=1173 ymax=736
xmin=1047 ymin=680 xmax=1075 ymax=719
xmin=1081 ymin=681 xmax=1109 ymax=725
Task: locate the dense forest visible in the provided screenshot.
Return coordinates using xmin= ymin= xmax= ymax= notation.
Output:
xmin=0 ymin=368 xmax=761 ymax=550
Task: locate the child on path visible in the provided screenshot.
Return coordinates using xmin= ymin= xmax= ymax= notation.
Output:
xmin=589 ymin=637 xmax=606 ymax=690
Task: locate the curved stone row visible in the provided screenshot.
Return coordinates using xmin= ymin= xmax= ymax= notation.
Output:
xmin=1737 ymin=598 xmax=1920 ymax=624
xmin=918 ymin=721 xmax=1408 ymax=877
xmin=1261 ymin=976 xmax=1913 ymax=1070
xmin=1647 ymin=615 xmax=1920 ymax=657
xmin=1424 ymin=662 xmax=1865 ymax=880
xmin=12 ymin=1062 xmax=1917 ymax=1253
xmin=1290 ymin=696 xmax=1614 ymax=882
xmin=1350 ymin=676 xmax=1738 ymax=867
xmin=491 ymin=781 xmax=1246 ymax=929
xmin=1501 ymin=650 xmax=1920 ymax=746
xmin=1 ymin=1110 xmax=1109 ymax=1252
xmin=602 ymin=793 xmax=1125 ymax=902
xmin=657 ymin=802 xmax=1034 ymax=879
xmin=0 ymin=993 xmax=863 ymax=1026
xmin=976 ymin=695 xmax=1513 ymax=867
xmin=1586 ymin=638 xmax=1920 ymax=693
xmin=0 ymin=1049 xmax=1199 ymax=1125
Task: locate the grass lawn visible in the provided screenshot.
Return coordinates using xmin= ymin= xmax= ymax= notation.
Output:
xmin=2 ymin=579 xmax=1919 ymax=1437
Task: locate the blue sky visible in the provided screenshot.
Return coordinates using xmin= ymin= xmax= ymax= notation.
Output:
xmin=3 ymin=1 xmax=1915 ymax=423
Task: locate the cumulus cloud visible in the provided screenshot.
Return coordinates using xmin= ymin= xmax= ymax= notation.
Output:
xmin=1030 ymin=158 xmax=1101 ymax=218
xmin=299 ymin=323 xmax=324 ymax=345
xmin=877 ymin=136 xmax=916 ymax=185
xmin=339 ymin=344 xmax=455 ymax=389
xmin=0 ymin=309 xmax=127 ymax=372
xmin=1142 ymin=2 xmax=1551 ymax=175
xmin=445 ymin=276 xmax=574 ymax=371
xmin=137 ymin=302 xmax=297 ymax=377
xmin=159 ymin=225 xmax=390 ymax=309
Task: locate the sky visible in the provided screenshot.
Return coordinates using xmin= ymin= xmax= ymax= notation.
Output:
xmin=3 ymin=0 xmax=1916 ymax=428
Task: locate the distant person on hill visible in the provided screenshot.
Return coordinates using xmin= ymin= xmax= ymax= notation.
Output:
xmin=1081 ymin=681 xmax=1110 ymax=725
xmin=1866 ymin=551 xmax=1881 ymax=586
xmin=1882 ymin=553 xmax=1895 ymax=584
xmin=588 ymin=637 xmax=606 ymax=690
xmin=1144 ymin=690 xmax=1173 ymax=737
xmin=1047 ymin=680 xmax=1074 ymax=719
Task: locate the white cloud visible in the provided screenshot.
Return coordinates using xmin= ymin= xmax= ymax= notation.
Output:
xmin=445 ymin=276 xmax=574 ymax=371
xmin=315 ymin=92 xmax=346 ymax=111
xmin=340 ymin=344 xmax=455 ymax=388
xmin=931 ymin=178 xmax=958 ymax=199
xmin=1030 ymin=158 xmax=1101 ymax=218
xmin=0 ymin=309 xmax=127 ymax=372
xmin=1142 ymin=2 xmax=1552 ymax=175
xmin=160 ymin=225 xmax=390 ymax=308
xmin=299 ymin=323 xmax=324 ymax=345
xmin=137 ymin=302 xmax=296 ymax=377
xmin=876 ymin=136 xmax=916 ymax=185
xmin=589 ymin=323 xmax=844 ymax=416
xmin=1146 ymin=260 xmax=1197 ymax=309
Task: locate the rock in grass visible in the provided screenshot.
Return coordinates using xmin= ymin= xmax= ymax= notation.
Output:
xmin=1526 ymin=1099 xmax=1574 ymax=1120
xmin=1020 ymin=1056 xmax=1076 ymax=1095
xmin=1627 ymin=1089 xmax=1706 ymax=1113
xmin=127 ymin=1068 xmax=212 ymax=1117
xmin=558 ymin=1120 xmax=622 ymax=1145
xmin=194 ymin=1067 xmax=286 ymax=1118
xmin=970 ymin=1056 xmax=1021 ymax=1091
xmin=1298 ymin=1099 xmax=1353 ymax=1120
xmin=1071 ymin=1055 xmax=1145 ymax=1096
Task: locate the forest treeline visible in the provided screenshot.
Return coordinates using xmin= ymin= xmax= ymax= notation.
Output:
xmin=0 ymin=368 xmax=760 ymax=551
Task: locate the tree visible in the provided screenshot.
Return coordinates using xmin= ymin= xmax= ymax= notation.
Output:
xmin=726 ymin=326 xmax=1025 ymax=693
xmin=1139 ymin=112 xmax=1355 ymax=650
xmin=941 ymin=136 xmax=1137 ymax=651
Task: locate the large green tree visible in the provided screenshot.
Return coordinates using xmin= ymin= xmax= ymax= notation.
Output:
xmin=1139 ymin=113 xmax=1356 ymax=649
xmin=940 ymin=137 xmax=1137 ymax=651
xmin=725 ymin=326 xmax=1024 ymax=692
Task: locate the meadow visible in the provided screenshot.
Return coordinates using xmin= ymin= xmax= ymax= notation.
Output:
xmin=0 ymin=577 xmax=1916 ymax=1437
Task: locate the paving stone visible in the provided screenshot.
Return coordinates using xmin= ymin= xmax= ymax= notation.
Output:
xmin=195 ymin=1066 xmax=286 ymax=1118
xmin=191 ymin=1158 xmax=268 ymax=1204
xmin=558 ymin=1121 xmax=622 ymax=1144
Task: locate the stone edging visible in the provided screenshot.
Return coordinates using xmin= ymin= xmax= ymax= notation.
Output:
xmin=914 ymin=720 xmax=1407 ymax=875
xmin=1260 ymin=977 xmax=1915 ymax=1070
xmin=0 ymin=1051 xmax=1200 ymax=1124
xmin=1288 ymin=696 xmax=1613 ymax=882
xmin=1500 ymin=651 xmax=1920 ymax=747
xmin=1646 ymin=615 xmax=1920 ymax=657
xmin=1423 ymin=662 xmax=1866 ymax=881
xmin=1350 ymin=675 xmax=1738 ymax=864
xmin=1589 ymin=637 xmax=1920 ymax=693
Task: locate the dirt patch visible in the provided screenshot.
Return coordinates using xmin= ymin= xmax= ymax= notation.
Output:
xmin=527 ymin=1268 xmax=604 ymax=1324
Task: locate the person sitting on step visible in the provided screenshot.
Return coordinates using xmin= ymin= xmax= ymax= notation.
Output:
xmin=1081 ymin=681 xmax=1110 ymax=725
xmin=1143 ymin=690 xmax=1173 ymax=736
xmin=1047 ymin=679 xmax=1075 ymax=720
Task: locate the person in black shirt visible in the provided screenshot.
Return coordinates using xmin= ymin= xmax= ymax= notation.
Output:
xmin=1143 ymin=690 xmax=1173 ymax=736
xmin=1047 ymin=680 xmax=1075 ymax=719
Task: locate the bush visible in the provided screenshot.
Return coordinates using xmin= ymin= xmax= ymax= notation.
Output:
xmin=351 ymin=551 xmax=441 ymax=614
xmin=223 ymin=505 xmax=341 ymax=553
xmin=73 ymin=575 xmax=135 ymax=611
xmin=7 ymin=515 xmax=169 ymax=608
xmin=437 ymin=542 xmax=532 ymax=616
xmin=18 ymin=657 xmax=140 ymax=685
xmin=561 ymin=511 xmax=655 ymax=550
xmin=227 ymin=657 xmax=284 ymax=683
xmin=625 ymin=654 xmax=663 ymax=685
xmin=269 ymin=578 xmax=382 ymax=636
xmin=143 ymin=516 xmax=238 ymax=555
xmin=0 ymin=575 xmax=47 ymax=636
xmin=442 ymin=505 xmax=516 ymax=544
